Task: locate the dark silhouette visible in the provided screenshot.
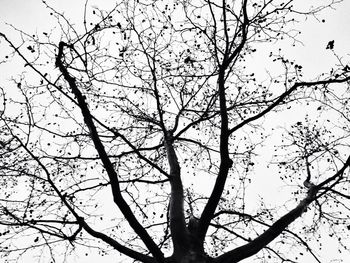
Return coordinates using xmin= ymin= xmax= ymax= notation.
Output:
xmin=0 ymin=1 xmax=350 ymax=262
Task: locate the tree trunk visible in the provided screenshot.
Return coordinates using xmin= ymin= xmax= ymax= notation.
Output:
xmin=170 ymin=231 xmax=212 ymax=263
xmin=172 ymin=250 xmax=210 ymax=263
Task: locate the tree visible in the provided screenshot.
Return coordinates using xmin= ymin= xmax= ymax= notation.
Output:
xmin=0 ymin=0 xmax=350 ymax=262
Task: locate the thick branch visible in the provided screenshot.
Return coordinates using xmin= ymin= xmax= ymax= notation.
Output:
xmin=55 ymin=41 xmax=164 ymax=262
xmin=196 ymin=69 xmax=232 ymax=242
xmin=164 ymin=132 xmax=189 ymax=258
xmin=213 ymin=210 xmax=321 ymax=262
xmin=80 ymin=218 xmax=156 ymax=263
xmin=197 ymin=0 xmax=249 ymax=242
xmin=216 ymin=187 xmax=317 ymax=263
xmin=217 ymin=156 xmax=350 ymax=263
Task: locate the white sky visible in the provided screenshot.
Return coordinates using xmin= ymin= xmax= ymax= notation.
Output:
xmin=1 ymin=0 xmax=350 ymax=262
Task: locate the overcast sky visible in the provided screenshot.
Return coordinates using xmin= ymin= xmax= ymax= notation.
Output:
xmin=1 ymin=0 xmax=350 ymax=73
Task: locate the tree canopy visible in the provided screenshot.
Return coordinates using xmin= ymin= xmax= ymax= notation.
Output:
xmin=0 ymin=0 xmax=350 ymax=262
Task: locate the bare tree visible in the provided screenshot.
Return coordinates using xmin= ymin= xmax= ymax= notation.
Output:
xmin=0 ymin=0 xmax=350 ymax=262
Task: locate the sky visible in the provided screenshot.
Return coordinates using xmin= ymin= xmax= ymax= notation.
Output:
xmin=1 ymin=0 xmax=350 ymax=262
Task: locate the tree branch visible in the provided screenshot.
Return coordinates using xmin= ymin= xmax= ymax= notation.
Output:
xmin=197 ymin=0 xmax=249 ymax=243
xmin=55 ymin=41 xmax=164 ymax=262
xmin=215 ymin=187 xmax=316 ymax=263
xmin=229 ymin=76 xmax=350 ymax=135
xmin=216 ymin=156 xmax=350 ymax=263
